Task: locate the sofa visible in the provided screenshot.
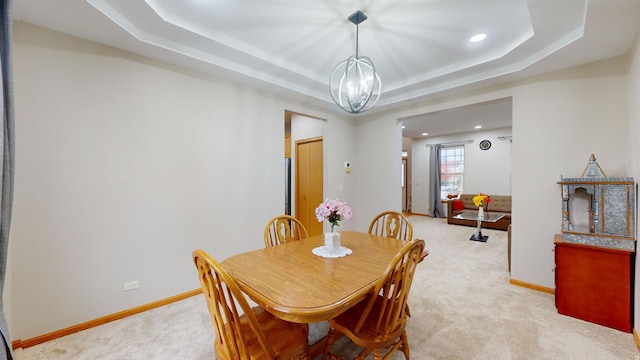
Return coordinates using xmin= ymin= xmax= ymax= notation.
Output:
xmin=446 ymin=194 xmax=511 ymax=231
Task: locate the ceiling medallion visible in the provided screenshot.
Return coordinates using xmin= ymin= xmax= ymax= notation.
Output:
xmin=329 ymin=10 xmax=382 ymax=114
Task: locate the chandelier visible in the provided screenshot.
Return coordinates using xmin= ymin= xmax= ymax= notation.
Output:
xmin=330 ymin=10 xmax=381 ymax=114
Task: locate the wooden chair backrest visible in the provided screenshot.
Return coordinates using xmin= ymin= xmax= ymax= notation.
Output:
xmin=354 ymin=238 xmax=425 ymax=339
xmin=264 ymin=215 xmax=309 ymax=247
xmin=193 ymin=249 xmax=275 ymax=359
xmin=368 ymin=211 xmax=413 ymax=242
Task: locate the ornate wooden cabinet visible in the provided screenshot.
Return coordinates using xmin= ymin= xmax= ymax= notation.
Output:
xmin=555 ymin=155 xmax=635 ymax=332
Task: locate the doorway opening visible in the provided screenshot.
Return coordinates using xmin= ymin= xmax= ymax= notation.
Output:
xmin=285 ymin=110 xmax=326 ymax=236
xmin=400 ymin=98 xmax=513 ymax=215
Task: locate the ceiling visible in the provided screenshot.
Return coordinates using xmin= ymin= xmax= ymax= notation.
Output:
xmin=400 ymin=97 xmax=512 ymax=139
xmin=11 ymin=0 xmax=640 ymax=137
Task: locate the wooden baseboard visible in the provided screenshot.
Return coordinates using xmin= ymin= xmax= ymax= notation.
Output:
xmin=12 ymin=288 xmax=202 ymax=350
xmin=407 ymin=212 xmax=430 ymax=217
xmin=634 ymin=328 xmax=640 ymax=351
xmin=11 ymin=339 xmax=21 ymax=350
xmin=509 ymin=278 xmax=555 ymax=295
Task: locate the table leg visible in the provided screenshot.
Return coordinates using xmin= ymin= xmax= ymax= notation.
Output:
xmin=308 ymin=334 xmax=328 ymax=359
xmin=470 ymin=218 xmax=488 ymax=242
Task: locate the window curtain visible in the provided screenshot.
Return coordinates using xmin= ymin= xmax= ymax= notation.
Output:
xmin=428 ymin=144 xmax=445 ymax=218
xmin=0 ymin=0 xmax=14 ymax=358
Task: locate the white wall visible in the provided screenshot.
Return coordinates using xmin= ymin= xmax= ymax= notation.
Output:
xmin=409 ymin=127 xmax=512 ymax=215
xmin=410 ymin=139 xmax=429 ymax=215
xmin=321 ymin=114 xmax=358 ymax=233
xmin=627 ymin=33 xmax=640 ymax=333
xmin=510 ymin=58 xmax=630 ymax=288
xmin=354 ymin=115 xmax=403 ymax=230
xmin=291 ymin=114 xmax=325 ymax=141
xmin=464 ymin=129 xmax=511 ymax=195
xmin=359 ymin=56 xmax=630 ymax=292
xmin=10 ymin=22 xmax=356 ymax=340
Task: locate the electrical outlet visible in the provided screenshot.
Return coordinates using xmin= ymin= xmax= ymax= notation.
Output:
xmin=124 ymin=281 xmax=140 ymax=291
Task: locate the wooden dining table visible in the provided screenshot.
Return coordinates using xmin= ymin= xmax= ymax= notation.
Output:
xmin=221 ymin=231 xmax=406 ymax=324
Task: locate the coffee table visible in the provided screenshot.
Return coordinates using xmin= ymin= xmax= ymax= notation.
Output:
xmin=453 ymin=210 xmax=505 ymax=242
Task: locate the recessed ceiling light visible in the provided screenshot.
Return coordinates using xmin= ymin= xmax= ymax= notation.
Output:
xmin=402 ymin=125 xmax=406 ymax=129
xmin=474 ymin=125 xmax=482 ymax=129
xmin=470 ymin=33 xmax=487 ymax=43
xmin=422 ymin=132 xmax=429 ymax=136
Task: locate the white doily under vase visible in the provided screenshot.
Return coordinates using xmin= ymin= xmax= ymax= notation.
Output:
xmin=312 ymin=246 xmax=352 ymax=258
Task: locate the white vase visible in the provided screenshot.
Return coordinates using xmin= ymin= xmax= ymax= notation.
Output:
xmin=478 ymin=205 xmax=485 ymax=220
xmin=324 ymin=232 xmax=341 ymax=251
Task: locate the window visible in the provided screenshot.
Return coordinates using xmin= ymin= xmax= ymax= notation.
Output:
xmin=440 ymin=146 xmax=464 ymax=199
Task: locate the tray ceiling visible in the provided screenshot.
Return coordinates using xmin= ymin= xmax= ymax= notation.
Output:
xmin=12 ymin=0 xmax=640 ymax=117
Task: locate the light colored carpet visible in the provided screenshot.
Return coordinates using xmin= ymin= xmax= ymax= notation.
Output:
xmin=14 ymin=216 xmax=640 ymax=359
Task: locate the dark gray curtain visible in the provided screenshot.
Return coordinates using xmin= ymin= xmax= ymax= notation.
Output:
xmin=428 ymin=144 xmax=445 ymax=218
xmin=0 ymin=0 xmax=14 ymax=358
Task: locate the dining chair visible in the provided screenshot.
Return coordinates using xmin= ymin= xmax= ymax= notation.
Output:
xmin=193 ymin=249 xmax=309 ymax=360
xmin=263 ymin=215 xmax=327 ymax=358
xmin=368 ymin=211 xmax=413 ymax=242
xmin=322 ymin=238 xmax=426 ymax=360
xmin=369 ymin=211 xmax=428 ymax=263
xmin=264 ymin=215 xmax=309 ymax=247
